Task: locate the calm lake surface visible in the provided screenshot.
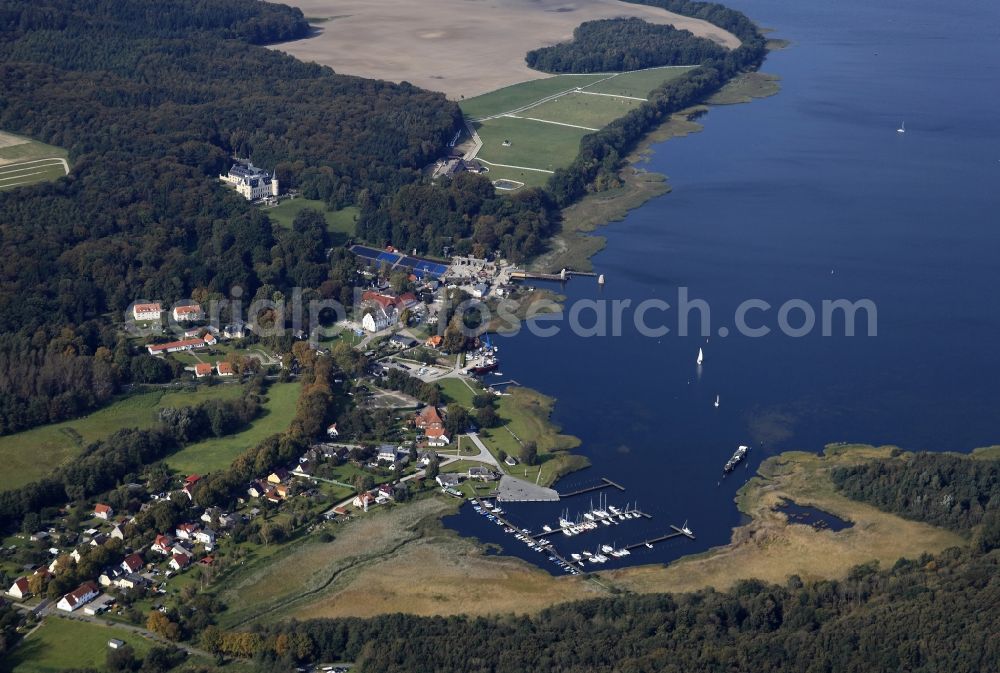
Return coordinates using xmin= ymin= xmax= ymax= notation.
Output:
xmin=444 ymin=0 xmax=1000 ymax=571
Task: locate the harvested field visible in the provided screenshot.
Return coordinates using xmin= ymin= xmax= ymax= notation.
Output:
xmin=272 ymin=0 xmax=739 ymax=99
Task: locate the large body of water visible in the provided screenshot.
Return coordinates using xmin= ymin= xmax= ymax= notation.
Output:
xmin=445 ymin=0 xmax=1000 ymax=571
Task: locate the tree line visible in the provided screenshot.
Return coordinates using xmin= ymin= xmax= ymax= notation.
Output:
xmin=526 ymin=17 xmax=726 ymax=73
xmin=230 ymin=545 xmax=998 ymax=672
xmin=355 ymin=173 xmax=559 ymax=262
xmin=832 ymin=451 xmax=1000 ymax=551
xmin=0 ymin=377 xmax=266 ymax=532
xmin=545 ymin=0 xmax=767 ymax=206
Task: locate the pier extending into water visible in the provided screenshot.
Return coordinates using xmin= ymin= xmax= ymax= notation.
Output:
xmin=558 ymin=477 xmax=625 ymax=499
xmin=625 ymin=525 xmax=696 ymax=551
xmin=510 ymin=269 xmax=599 ymax=282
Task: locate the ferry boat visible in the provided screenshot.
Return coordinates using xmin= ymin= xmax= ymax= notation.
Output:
xmin=724 ymin=445 xmax=750 ymax=474
xmin=470 ymin=359 xmax=499 ymax=375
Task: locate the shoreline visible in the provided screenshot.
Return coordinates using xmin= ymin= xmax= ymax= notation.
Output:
xmin=254 ymin=443 xmax=976 ymax=623
xmin=532 ymin=69 xmax=781 ymax=273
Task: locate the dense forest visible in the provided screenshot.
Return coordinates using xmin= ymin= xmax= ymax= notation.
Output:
xmin=355 ymin=173 xmax=559 ymax=262
xmin=526 ymin=17 xmax=726 ymax=73
xmin=225 ymin=544 xmax=999 ymax=672
xmin=832 ymin=452 xmax=1000 ymax=548
xmin=0 ymin=0 xmax=459 ymax=432
xmin=0 ymin=0 xmax=767 ymax=433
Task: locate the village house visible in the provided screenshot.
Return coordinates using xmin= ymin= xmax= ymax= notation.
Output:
xmin=267 ymin=468 xmax=289 ymax=485
xmin=169 ymin=553 xmax=191 ymax=572
xmin=292 ymin=461 xmax=313 ymax=477
xmin=435 ymin=474 xmax=461 ymax=488
xmin=414 ymin=405 xmax=450 ymax=446
xmin=152 ymin=534 xmax=173 ymax=555
xmin=201 ymin=508 xmax=234 ymax=528
xmin=377 ymin=445 xmax=401 ymax=464
xmin=114 ymin=574 xmax=145 ymax=591
xmin=6 ymin=577 xmax=30 ymax=600
xmin=468 ymin=466 xmax=498 ymax=481
xmin=216 ymin=361 xmax=234 ymax=376
xmin=247 ymin=481 xmax=266 ymax=498
xmin=121 ymin=553 xmax=144 ymax=574
xmin=175 ymin=523 xmax=199 ymax=540
xmin=194 ymin=363 xmax=213 ymax=378
xmin=182 ymin=474 xmax=201 ymax=500
xmin=110 ymin=524 xmax=125 ymax=540
xmin=223 ymin=322 xmax=246 ymax=339
xmin=326 ymin=423 xmax=339 ymax=438
xmin=265 ymin=484 xmax=289 ymax=503
xmin=194 ymin=528 xmax=216 ymax=548
xmin=132 ymin=303 xmax=162 ymax=321
xmin=171 ymin=303 xmax=203 ymax=322
xmin=98 ymin=568 xmax=121 ymax=587
xmin=94 ymin=503 xmax=113 ymax=520
xmin=352 ymin=492 xmax=376 ymax=510
xmin=389 ymin=334 xmax=418 ymax=349
xmin=57 ymin=581 xmax=99 ymax=612
xmin=171 ymin=544 xmax=193 ymax=559
xmin=425 ymin=335 xmax=443 ymax=349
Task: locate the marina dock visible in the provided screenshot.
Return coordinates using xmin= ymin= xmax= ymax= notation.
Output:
xmin=625 ymin=525 xmax=695 ymax=551
xmin=558 ymin=477 xmax=625 ymax=499
xmin=510 ymin=270 xmax=599 ymax=282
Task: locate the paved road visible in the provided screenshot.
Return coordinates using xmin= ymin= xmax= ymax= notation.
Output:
xmin=464 ymin=433 xmax=502 ymax=469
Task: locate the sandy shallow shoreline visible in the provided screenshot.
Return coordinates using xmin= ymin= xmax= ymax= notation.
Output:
xmin=271 ymin=0 xmax=740 ymax=99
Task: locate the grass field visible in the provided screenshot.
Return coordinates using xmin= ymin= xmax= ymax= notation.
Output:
xmin=0 ymin=385 xmax=247 ymax=491
xmin=263 ymin=198 xmax=358 ymax=243
xmin=438 ymin=377 xmax=480 ymax=408
xmin=5 ymin=617 xmax=154 ymax=673
xmin=166 ymin=381 xmax=301 ymax=474
xmin=217 ymin=495 xmax=602 ymax=626
xmin=475 ymin=116 xmax=586 ymax=171
xmin=584 ymin=66 xmax=695 ymax=98
xmin=464 ymin=67 xmax=698 ymax=189
xmin=459 ymin=74 xmax=611 ymax=119
xmin=0 ymin=131 xmax=69 ymax=191
xmin=526 ymin=94 xmax=643 ymax=130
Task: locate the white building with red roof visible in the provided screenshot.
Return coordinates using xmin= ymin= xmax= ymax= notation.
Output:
xmin=132 ymin=303 xmax=162 ymax=321
xmin=172 ymin=304 xmax=204 ymax=322
xmin=57 ymin=581 xmax=99 ymax=612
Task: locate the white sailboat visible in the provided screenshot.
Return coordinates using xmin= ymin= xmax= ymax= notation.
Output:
xmin=697 ymin=347 xmax=704 ymax=365
xmin=714 ymin=395 xmax=720 ymax=408
xmin=897 ymin=121 xmax=905 ymax=134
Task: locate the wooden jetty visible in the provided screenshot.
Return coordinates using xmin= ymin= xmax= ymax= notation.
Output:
xmin=558 ymin=477 xmax=625 ymax=499
xmin=625 ymin=524 xmax=696 ymax=551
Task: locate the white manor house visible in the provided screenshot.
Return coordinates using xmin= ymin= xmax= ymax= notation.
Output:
xmin=220 ymin=161 xmax=279 ymax=201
